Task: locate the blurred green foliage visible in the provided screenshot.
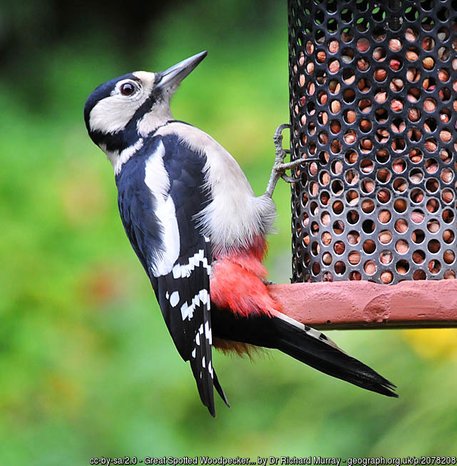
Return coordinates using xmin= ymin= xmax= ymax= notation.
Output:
xmin=1 ymin=1 xmax=457 ymax=464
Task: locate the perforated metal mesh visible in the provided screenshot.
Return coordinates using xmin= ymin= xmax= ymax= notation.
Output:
xmin=289 ymin=0 xmax=457 ymax=284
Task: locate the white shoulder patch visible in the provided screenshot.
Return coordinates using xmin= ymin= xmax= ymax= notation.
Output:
xmin=144 ymin=141 xmax=181 ymax=277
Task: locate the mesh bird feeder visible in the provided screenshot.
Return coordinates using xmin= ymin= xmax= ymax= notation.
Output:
xmin=288 ymin=0 xmax=457 ymax=285
xmin=269 ymin=0 xmax=457 ymax=328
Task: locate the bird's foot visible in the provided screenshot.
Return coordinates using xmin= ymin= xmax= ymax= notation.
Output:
xmin=265 ymin=124 xmax=304 ymax=198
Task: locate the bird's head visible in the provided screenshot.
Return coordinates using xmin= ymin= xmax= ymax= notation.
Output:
xmin=84 ymin=51 xmax=207 ymax=157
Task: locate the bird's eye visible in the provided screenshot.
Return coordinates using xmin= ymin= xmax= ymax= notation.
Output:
xmin=120 ymin=82 xmax=137 ymax=96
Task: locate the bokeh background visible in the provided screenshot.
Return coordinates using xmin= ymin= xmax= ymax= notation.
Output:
xmin=1 ymin=1 xmax=457 ymax=464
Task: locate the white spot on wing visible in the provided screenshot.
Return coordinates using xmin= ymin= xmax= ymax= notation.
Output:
xmin=144 ymin=141 xmax=180 ymax=277
xmin=172 ymin=250 xmax=211 ymax=279
xmin=204 ymin=320 xmax=212 ymax=345
xmin=169 ymin=291 xmax=180 ymax=307
xmin=199 ymin=289 xmax=209 ymax=305
xmin=180 ymin=289 xmax=210 ymax=321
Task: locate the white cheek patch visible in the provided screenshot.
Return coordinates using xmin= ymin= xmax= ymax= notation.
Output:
xmin=89 ymin=71 xmax=156 ymax=135
xmin=89 ymin=94 xmax=147 ymax=134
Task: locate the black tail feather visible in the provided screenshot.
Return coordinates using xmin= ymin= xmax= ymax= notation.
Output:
xmin=190 ymin=361 xmax=229 ymax=417
xmin=214 ymin=371 xmax=230 ymax=407
xmin=212 ymin=307 xmax=397 ymax=400
xmin=190 ymin=358 xmax=216 ymax=416
xmin=272 ymin=315 xmax=398 ymax=398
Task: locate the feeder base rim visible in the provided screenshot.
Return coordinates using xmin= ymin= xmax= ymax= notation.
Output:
xmin=268 ymin=280 xmax=457 ymax=330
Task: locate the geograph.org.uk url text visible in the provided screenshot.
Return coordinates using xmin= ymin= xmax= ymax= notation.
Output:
xmin=89 ymin=456 xmax=457 ymax=466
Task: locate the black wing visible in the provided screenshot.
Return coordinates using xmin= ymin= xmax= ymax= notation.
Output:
xmin=117 ymin=134 xmax=227 ymax=416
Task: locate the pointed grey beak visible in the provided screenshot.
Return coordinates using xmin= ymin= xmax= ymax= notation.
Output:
xmin=156 ymin=51 xmax=207 ymax=92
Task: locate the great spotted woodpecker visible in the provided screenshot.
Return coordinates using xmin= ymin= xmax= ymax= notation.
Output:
xmin=84 ymin=51 xmax=397 ymax=416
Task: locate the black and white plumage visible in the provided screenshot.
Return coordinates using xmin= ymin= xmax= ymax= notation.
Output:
xmin=84 ymin=51 xmax=397 ymax=416
xmin=115 ymin=131 xmax=227 ymax=411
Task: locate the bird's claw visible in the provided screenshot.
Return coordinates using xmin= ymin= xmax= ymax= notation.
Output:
xmin=273 ymin=123 xmax=291 ymax=165
xmin=273 ymin=124 xmax=305 ymax=180
xmin=265 ymin=124 xmax=304 ymax=198
xmin=281 ymin=173 xmax=301 ymax=184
